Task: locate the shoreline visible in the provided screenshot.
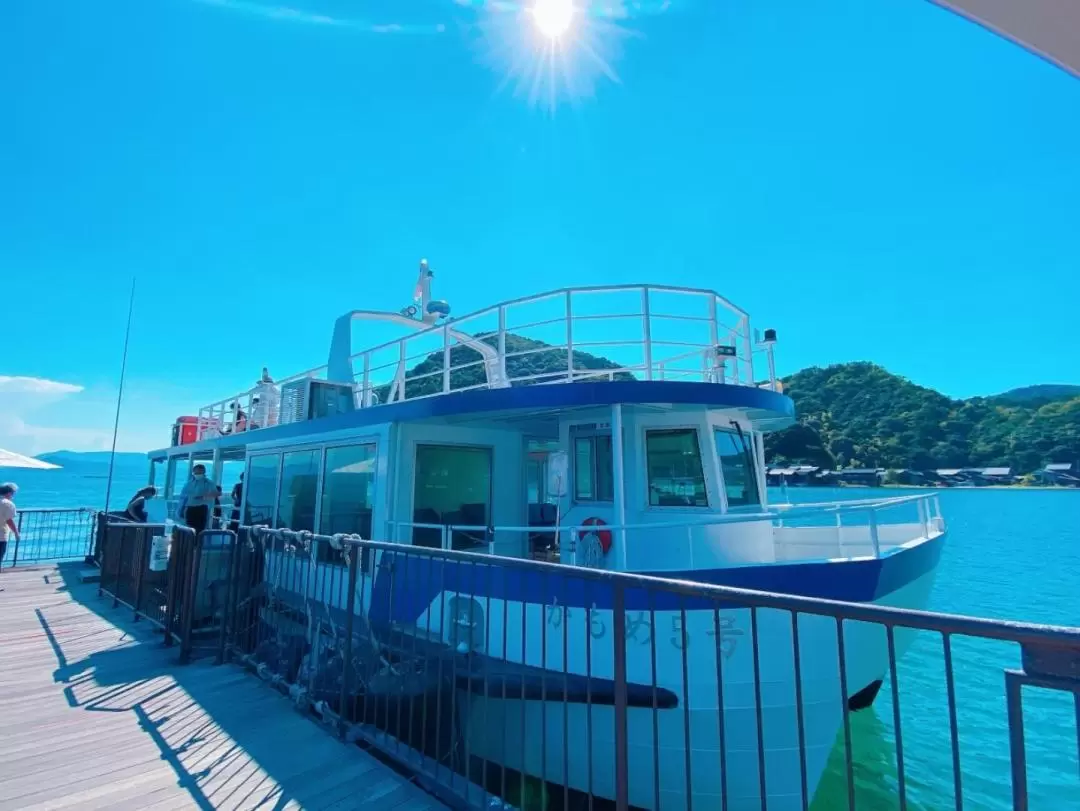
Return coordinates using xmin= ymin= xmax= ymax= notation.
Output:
xmin=809 ymin=483 xmax=1079 ymax=492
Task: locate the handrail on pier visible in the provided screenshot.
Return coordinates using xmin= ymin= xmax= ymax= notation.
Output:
xmin=92 ymin=517 xmax=1080 ymax=811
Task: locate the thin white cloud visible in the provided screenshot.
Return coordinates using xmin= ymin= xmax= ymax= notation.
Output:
xmin=193 ymin=0 xmax=447 ymax=33
xmin=0 ymin=376 xmax=83 ymax=395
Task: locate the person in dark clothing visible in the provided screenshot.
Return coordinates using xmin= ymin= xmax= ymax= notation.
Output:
xmin=229 ymin=473 xmax=243 ymax=531
xmin=212 ymin=485 xmax=224 ymax=527
xmin=125 ymin=486 xmax=157 ymax=522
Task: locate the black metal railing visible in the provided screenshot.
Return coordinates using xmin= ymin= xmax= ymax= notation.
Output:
xmin=92 ymin=519 xmax=1080 ymax=809
xmin=97 ymin=520 xmax=238 ymax=665
xmin=193 ymin=526 xmax=1080 ymax=811
xmin=2 ymin=507 xmax=98 ymax=567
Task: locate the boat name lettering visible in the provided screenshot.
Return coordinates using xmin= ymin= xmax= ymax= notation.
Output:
xmin=543 ymin=604 xmax=741 ymax=655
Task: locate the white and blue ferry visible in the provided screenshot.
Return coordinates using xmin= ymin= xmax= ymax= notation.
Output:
xmin=146 ymin=261 xmax=946 ymax=810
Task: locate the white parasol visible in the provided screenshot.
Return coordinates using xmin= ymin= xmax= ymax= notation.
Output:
xmin=0 ymin=448 xmax=61 ymax=470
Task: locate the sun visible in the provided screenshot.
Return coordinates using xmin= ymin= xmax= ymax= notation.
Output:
xmin=531 ymin=0 xmax=575 ymax=40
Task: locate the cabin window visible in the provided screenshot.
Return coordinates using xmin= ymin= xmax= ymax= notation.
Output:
xmin=245 ymin=453 xmax=281 ymax=526
xmin=318 ymin=443 xmax=376 ymax=565
xmin=714 ymin=429 xmax=761 ymax=508
xmin=413 ymin=445 xmax=492 ymax=550
xmin=276 ymin=450 xmax=320 ymax=532
xmin=645 ymin=429 xmax=708 ymax=507
xmin=573 ymin=434 xmax=613 ymax=502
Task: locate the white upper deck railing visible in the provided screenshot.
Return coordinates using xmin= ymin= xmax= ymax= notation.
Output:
xmin=191 ymin=284 xmax=781 ymax=442
xmin=383 ymin=492 xmax=944 ymax=570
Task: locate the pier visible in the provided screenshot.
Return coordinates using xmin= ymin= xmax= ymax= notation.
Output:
xmin=0 ymin=563 xmax=447 ymax=811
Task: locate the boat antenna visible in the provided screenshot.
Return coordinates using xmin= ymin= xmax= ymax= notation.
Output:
xmin=103 ymin=278 xmax=136 ymax=517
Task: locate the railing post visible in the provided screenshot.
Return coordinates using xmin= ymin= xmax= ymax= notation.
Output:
xmin=179 ymin=530 xmax=205 ymax=664
xmin=163 ymin=526 xmax=188 ymax=648
xmin=362 ymin=352 xmax=371 ymax=407
xmin=1005 ymin=671 xmax=1028 ymax=811
xmin=869 ymin=510 xmax=881 ymax=557
xmin=497 ymin=303 xmax=508 ymax=383
xmin=442 ymin=323 xmax=451 ymax=393
xmin=11 ymin=511 xmax=22 ymax=568
xmin=338 ymin=542 xmax=359 ymax=737
xmin=217 ymin=529 xmax=240 ymax=665
xmin=565 ymin=290 xmax=574 ymax=381
xmin=641 ymin=287 xmax=652 ymax=381
xmin=132 ymin=528 xmax=146 ymax=621
xmin=917 ymin=498 xmax=928 ymax=538
xmin=612 ymin=582 xmax=630 ymax=811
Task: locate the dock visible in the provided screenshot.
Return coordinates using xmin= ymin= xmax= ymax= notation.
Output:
xmin=0 ymin=564 xmax=448 ymax=811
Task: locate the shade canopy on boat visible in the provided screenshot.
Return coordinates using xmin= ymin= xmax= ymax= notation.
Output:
xmin=0 ymin=448 xmax=61 ymax=470
xmin=936 ymin=0 xmax=1080 ymax=78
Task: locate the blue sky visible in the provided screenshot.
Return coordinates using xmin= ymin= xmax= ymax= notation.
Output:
xmin=2 ymin=0 xmax=1078 ymax=455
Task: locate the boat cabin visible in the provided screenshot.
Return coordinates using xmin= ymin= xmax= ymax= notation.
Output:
xmin=147 ymin=271 xmax=792 ymax=573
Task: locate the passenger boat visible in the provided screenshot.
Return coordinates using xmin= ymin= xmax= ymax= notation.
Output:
xmin=145 ymin=261 xmax=946 ymax=810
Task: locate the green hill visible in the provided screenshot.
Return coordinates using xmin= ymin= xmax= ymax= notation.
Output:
xmin=993 ymin=384 xmax=1080 ymax=406
xmin=375 ymin=332 xmax=633 ymax=401
xmin=765 ymin=362 xmax=1080 ymax=472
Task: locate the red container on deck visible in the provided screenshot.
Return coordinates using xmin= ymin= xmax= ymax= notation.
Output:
xmin=172 ymin=416 xmax=200 ymax=447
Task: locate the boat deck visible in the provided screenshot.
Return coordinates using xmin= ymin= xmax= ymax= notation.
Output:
xmin=0 ymin=564 xmax=448 ymax=811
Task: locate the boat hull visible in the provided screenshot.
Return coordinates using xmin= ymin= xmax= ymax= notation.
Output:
xmin=401 ymin=533 xmax=946 ymax=810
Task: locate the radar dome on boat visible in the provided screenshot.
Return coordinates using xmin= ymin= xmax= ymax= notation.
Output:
xmin=427 ymin=300 xmax=450 ymax=317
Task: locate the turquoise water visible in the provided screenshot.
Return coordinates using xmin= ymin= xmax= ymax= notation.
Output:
xmin=6 ymin=466 xmax=1079 ymax=808
xmin=796 ymin=487 xmax=1080 ymax=811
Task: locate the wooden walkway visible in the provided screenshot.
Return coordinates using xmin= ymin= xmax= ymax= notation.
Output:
xmin=0 ymin=564 xmax=448 ymax=811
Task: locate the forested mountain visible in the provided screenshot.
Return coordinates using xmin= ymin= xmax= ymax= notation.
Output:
xmin=764 ymin=363 xmax=1080 ymax=472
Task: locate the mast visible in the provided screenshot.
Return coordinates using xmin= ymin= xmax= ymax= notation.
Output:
xmin=103 ymin=278 xmax=136 ymax=516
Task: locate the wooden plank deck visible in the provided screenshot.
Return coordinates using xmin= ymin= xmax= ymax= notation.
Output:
xmin=0 ymin=564 xmax=449 ymax=811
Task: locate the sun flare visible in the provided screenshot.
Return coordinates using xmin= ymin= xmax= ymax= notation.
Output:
xmin=531 ymin=0 xmax=575 ymax=39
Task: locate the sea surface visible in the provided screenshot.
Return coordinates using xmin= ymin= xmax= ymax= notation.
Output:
xmin=5 ymin=464 xmax=1079 ymax=810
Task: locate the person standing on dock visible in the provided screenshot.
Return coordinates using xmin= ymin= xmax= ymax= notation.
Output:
xmin=0 ymin=483 xmax=19 ymax=583
xmin=176 ymin=465 xmax=217 ymax=534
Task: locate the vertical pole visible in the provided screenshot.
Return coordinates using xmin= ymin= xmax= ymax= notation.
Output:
xmin=104 ymin=278 xmax=135 ymax=517
xmin=740 ymin=315 xmax=753 ymax=386
xmin=708 ymin=296 xmax=719 ymax=383
xmin=917 ymin=498 xmax=928 ymax=538
xmin=565 ymin=291 xmax=574 ymax=381
xmin=217 ymin=530 xmax=238 ymax=665
xmin=132 ymin=528 xmax=146 ymax=621
xmin=869 ymin=510 xmax=881 ymax=557
xmin=612 ymin=582 xmax=630 ymax=811
xmin=611 ymin=404 xmax=627 ymax=570
xmin=442 ymin=323 xmax=451 ymax=393
xmin=641 ymin=287 xmax=652 ymax=380
xmin=11 ymin=512 xmax=22 ymax=568
xmin=1006 ymin=672 xmax=1028 ymax=811
xmin=180 ymin=531 xmax=204 ymax=664
xmin=497 ymin=303 xmax=508 ymax=385
xmin=362 ymin=352 xmax=371 ymax=407
xmin=339 ymin=545 xmax=359 ymax=736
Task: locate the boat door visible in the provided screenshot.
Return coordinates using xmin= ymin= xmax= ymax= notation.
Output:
xmin=525 ymin=440 xmax=561 ymax=560
xmin=411 ymin=444 xmax=493 ymax=551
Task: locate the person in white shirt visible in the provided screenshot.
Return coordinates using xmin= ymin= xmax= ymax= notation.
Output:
xmin=0 ymin=482 xmax=19 ymax=580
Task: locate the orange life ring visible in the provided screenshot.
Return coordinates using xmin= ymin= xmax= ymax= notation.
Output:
xmin=581 ymin=517 xmax=612 ymax=554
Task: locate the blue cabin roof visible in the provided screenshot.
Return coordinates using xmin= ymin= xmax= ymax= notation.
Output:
xmin=150 ymin=380 xmax=794 ymax=459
